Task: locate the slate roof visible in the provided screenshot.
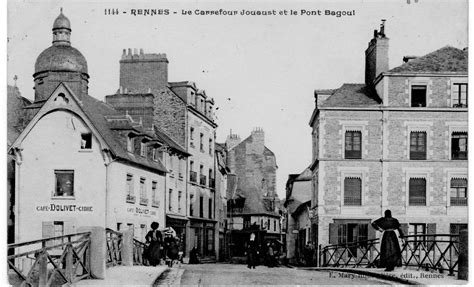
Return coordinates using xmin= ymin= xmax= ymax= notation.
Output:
xmin=153 ymin=126 xmax=189 ymax=156
xmin=389 ymin=46 xmax=468 ymax=73
xmin=80 ymin=94 xmax=168 ymax=173
xmin=319 ymin=83 xmax=381 ymax=107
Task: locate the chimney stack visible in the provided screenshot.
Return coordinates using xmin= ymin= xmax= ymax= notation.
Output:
xmin=365 ymin=19 xmax=389 ymax=86
xmin=226 ymin=131 xmax=241 ymax=150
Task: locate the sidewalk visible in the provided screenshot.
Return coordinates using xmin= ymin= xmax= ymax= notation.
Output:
xmin=306 ymin=267 xmax=467 ymax=285
xmin=73 ymin=266 xmax=168 ymax=286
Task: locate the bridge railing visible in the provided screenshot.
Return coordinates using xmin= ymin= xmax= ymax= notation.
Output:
xmin=7 ymin=232 xmax=92 ymax=286
xmin=133 ymin=238 xmax=149 ymax=266
xmin=105 ymin=228 xmax=123 ymax=267
xmin=320 ymin=234 xmax=460 ymax=275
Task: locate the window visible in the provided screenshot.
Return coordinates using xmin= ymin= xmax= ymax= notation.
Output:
xmin=117 ymin=223 xmax=122 ymax=231
xmin=267 ymin=219 xmax=270 ymax=230
xmin=452 ymin=83 xmax=468 ymax=107
xmin=200 ymin=133 xmax=204 ymax=152
xmin=410 ymin=132 xmax=426 ymax=160
xmin=190 ymin=195 xmax=194 ymax=216
xmin=345 ymin=131 xmax=361 ymax=159
xmin=190 ymin=161 xmax=196 ymax=183
xmin=450 ymin=223 xmax=468 ymax=235
xmin=151 ymin=181 xmax=158 ymax=207
xmin=169 ymin=189 xmax=173 ymax=211
xmin=178 ymin=191 xmax=182 ymax=212
xmin=199 ymin=196 xmax=204 ymax=218
xmin=190 ymin=127 xmax=195 ymax=140
xmin=451 ymin=132 xmax=467 ymax=160
xmin=409 ymin=223 xmax=426 ymax=245
xmin=127 ymin=136 xmax=134 ymax=152
xmin=450 ymin=178 xmax=467 ymax=206
xmin=274 ymin=220 xmax=276 ymax=231
xmin=42 ymin=221 xmax=64 ymax=247
xmin=208 ymin=198 xmax=212 ymax=218
xmin=337 ymin=223 xmax=368 ymax=255
xmin=140 ymin=178 xmax=147 ymax=205
xmin=209 ymin=139 xmax=213 ymax=155
xmin=80 ymin=133 xmax=92 ymax=149
xmin=126 ymin=174 xmax=135 ymax=203
xmin=209 ymin=169 xmax=214 ymax=188
xmin=54 ymin=170 xmax=74 ymax=197
xmin=140 ymin=142 xmax=146 ymax=157
xmin=411 ymin=85 xmax=427 ymax=107
xmin=243 ymin=216 xmax=251 ymax=229
xmin=409 ymin=178 xmax=426 ymax=206
xmin=344 ymin=177 xmax=361 ymax=206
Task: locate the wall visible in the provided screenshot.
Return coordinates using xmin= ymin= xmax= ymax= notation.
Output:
xmin=152 ymin=90 xmax=187 ymax=147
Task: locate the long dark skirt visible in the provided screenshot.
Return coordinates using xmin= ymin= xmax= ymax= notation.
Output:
xmin=380 ymin=231 xmax=402 ymax=268
xmin=146 ymin=242 xmax=161 ymax=266
xmin=247 ymin=250 xmax=258 ymax=268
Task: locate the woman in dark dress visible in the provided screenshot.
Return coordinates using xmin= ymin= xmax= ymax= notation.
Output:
xmin=371 ymin=210 xmax=404 ymax=271
xmin=246 ymin=233 xmax=258 ymax=269
xmin=145 ymin=222 xmax=163 ymax=266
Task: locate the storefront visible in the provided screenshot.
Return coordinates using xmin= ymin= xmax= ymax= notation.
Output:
xmin=166 ymin=214 xmax=188 ymax=254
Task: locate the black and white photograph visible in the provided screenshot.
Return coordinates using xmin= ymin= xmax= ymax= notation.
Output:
xmin=5 ymin=0 xmax=469 ymax=285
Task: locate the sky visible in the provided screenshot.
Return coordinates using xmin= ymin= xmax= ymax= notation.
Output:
xmin=7 ymin=0 xmax=468 ymax=199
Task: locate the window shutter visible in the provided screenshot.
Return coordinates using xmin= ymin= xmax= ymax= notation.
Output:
xmin=42 ymin=221 xmax=55 ymax=247
xmin=400 ymin=223 xmax=409 ymax=238
xmin=328 ymin=223 xmax=337 ymax=244
xmin=368 ymin=223 xmax=376 ymax=240
xmin=64 ymin=221 xmax=75 ymax=236
xmin=427 ymin=223 xmax=436 ymax=250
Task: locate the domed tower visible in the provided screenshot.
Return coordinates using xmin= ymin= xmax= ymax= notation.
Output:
xmin=33 ymin=9 xmax=89 ymax=102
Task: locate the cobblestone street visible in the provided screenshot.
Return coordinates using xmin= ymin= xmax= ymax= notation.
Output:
xmin=156 ymin=264 xmax=390 ymax=285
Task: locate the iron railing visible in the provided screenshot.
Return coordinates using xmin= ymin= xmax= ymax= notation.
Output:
xmin=106 ymin=229 xmax=123 ymax=267
xmin=7 ymin=232 xmax=92 ymax=286
xmin=133 ymin=239 xmax=149 ymax=266
xmin=320 ymin=234 xmax=460 ymax=275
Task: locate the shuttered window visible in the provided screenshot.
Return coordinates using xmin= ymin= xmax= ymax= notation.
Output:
xmin=345 ymin=131 xmax=362 ymax=159
xmin=409 ymin=178 xmax=426 ymax=206
xmin=410 ymin=132 xmax=426 ymax=160
xmin=344 ymin=177 xmax=361 ymax=206
xmin=450 ymin=178 xmax=467 ymax=206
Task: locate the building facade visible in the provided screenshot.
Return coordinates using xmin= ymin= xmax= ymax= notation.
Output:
xmin=309 ymin=22 xmax=468 ymax=259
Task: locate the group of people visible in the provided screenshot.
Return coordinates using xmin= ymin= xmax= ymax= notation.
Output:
xmin=144 ymin=222 xmax=181 ymax=267
xmin=246 ymin=233 xmax=281 ymax=269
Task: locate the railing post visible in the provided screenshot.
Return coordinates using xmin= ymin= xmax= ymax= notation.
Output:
xmin=78 ymin=226 xmax=106 ymax=279
xmin=458 ymin=229 xmax=468 ymax=280
xmin=121 ymin=230 xmax=133 ymax=266
xmin=65 ymin=244 xmax=74 ymax=283
xmin=38 ymin=251 xmax=48 ymax=286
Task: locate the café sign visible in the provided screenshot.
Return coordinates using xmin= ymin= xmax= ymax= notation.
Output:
xmin=36 ymin=204 xmax=93 ymax=212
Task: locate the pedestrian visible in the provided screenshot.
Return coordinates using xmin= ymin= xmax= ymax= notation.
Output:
xmin=265 ymin=242 xmax=276 ymax=267
xmin=189 ymin=246 xmax=200 ymax=264
xmin=167 ymin=236 xmax=179 ymax=267
xmin=144 ymin=221 xmax=163 ymax=266
xmin=371 ymin=209 xmax=404 ymax=271
xmin=246 ymin=233 xmax=258 ymax=269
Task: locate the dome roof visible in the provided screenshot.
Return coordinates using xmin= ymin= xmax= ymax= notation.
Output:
xmin=53 ymin=12 xmax=71 ymax=30
xmin=34 ymin=45 xmax=88 ymax=75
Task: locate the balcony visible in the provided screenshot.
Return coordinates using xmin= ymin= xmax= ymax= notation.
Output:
xmin=190 ymin=171 xmax=197 ymax=183
xmin=126 ymin=194 xmax=136 ymax=203
xmin=209 ymin=178 xmax=215 ymax=189
xmin=409 ymin=196 xmax=426 ymax=206
xmin=140 ymin=197 xmax=148 ymax=206
xmin=152 ymin=199 xmax=160 ymax=208
xmin=200 ymin=175 xmax=207 ymax=186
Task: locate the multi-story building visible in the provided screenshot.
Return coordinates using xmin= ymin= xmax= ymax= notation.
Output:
xmin=309 ymin=21 xmax=468 ymax=258
xmin=225 ymin=129 xmax=281 ymax=257
xmin=215 ymin=143 xmax=230 ymax=261
xmin=106 ymin=52 xmax=219 ymax=260
xmin=9 ymin=12 xmax=169 ymax=248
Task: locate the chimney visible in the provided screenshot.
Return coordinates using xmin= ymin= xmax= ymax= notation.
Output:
xmin=403 ymin=56 xmax=418 ymax=63
xmin=365 ymin=19 xmax=389 ymax=86
xmin=251 ymin=127 xmax=265 ymax=154
xmin=225 ymin=131 xmax=241 ymax=150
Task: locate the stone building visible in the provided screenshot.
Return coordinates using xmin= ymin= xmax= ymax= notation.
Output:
xmin=225 ymin=129 xmax=281 ymax=257
xmin=309 ymin=21 xmax=468 ymax=258
xmin=106 ymin=52 xmax=220 ymax=261
xmin=284 ymin=167 xmax=312 ymax=265
xmin=8 ymin=12 xmax=170 ymax=248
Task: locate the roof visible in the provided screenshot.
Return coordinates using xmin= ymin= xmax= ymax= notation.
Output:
xmin=389 ymin=46 xmax=468 ymax=73
xmin=79 ymin=94 xmax=168 ymax=173
xmin=319 ymin=83 xmax=381 ymax=107
xmin=153 ymin=126 xmax=189 ymax=156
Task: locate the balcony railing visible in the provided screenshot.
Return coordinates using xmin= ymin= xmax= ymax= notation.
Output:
xmin=209 ymin=178 xmax=215 ymax=189
xmin=451 ymin=197 xmax=467 ymax=206
xmin=126 ymin=194 xmax=136 ymax=203
xmin=409 ymin=196 xmax=426 ymax=206
xmin=200 ymin=175 xmax=207 ymax=186
xmin=190 ymin=171 xmax=197 ymax=183
xmin=344 ymin=196 xmax=361 ymax=206
xmin=140 ymin=197 xmax=148 ymax=206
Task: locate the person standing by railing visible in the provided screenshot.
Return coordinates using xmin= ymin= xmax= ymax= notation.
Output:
xmin=145 ymin=222 xmax=163 ymax=266
xmin=371 ymin=210 xmax=404 ymax=271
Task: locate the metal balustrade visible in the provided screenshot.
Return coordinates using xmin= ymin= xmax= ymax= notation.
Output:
xmin=133 ymin=239 xmax=149 ymax=266
xmin=7 ymin=232 xmax=92 ymax=286
xmin=320 ymin=234 xmax=460 ymax=275
xmin=105 ymin=229 xmax=123 ymax=267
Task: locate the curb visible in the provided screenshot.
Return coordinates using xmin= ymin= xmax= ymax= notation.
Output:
xmin=296 ymin=267 xmax=420 ymax=285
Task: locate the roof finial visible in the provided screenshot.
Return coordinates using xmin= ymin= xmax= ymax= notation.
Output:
xmin=13 ymin=75 xmax=18 ymax=87
xmin=60 ymin=7 xmax=63 ymax=13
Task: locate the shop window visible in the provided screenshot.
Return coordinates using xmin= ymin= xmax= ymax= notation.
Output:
xmin=54 ymin=170 xmax=74 ymax=197
xmin=338 ymin=223 xmax=368 ymax=256
xmin=451 ymin=132 xmax=468 ymax=160
xmin=345 ymin=131 xmax=361 ymax=159
xmin=452 ymin=83 xmax=468 ymax=107
xmin=409 ymin=178 xmax=426 ymax=206
xmin=410 ymin=132 xmax=426 ymax=160
xmin=411 ymin=85 xmax=427 ymax=107
xmin=450 ymin=178 xmax=467 ymax=206
xmin=344 ymin=177 xmax=361 ymax=206
xmin=80 ymin=133 xmax=92 ymax=149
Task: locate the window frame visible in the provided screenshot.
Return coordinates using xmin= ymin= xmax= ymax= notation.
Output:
xmin=53 ymin=170 xmax=75 ymax=198
xmin=410 ymin=85 xmax=427 ymax=107
xmin=451 ymin=132 xmax=468 ymax=160
xmin=344 ymin=130 xmax=362 ymax=159
xmin=450 ymin=178 xmax=467 ymax=206
xmin=408 ymin=177 xmax=427 ymax=206
xmin=410 ymin=131 xmax=427 ymax=160
xmin=451 ymin=82 xmax=468 ymax=108
xmin=343 ymin=177 xmax=362 ymax=206
xmin=80 ymin=133 xmax=92 ymax=150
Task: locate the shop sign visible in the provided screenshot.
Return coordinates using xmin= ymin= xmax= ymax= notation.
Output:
xmin=36 ymin=204 xmax=93 ymax=212
xmin=126 ymin=207 xmax=157 ymax=217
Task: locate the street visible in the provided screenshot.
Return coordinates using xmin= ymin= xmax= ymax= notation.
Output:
xmin=156 ymin=263 xmax=390 ymax=285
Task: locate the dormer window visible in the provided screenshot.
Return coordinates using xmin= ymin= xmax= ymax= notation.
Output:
xmin=152 ymin=148 xmax=158 ymax=161
xmin=140 ymin=142 xmax=146 ymax=157
xmin=411 ymin=85 xmax=427 ymax=107
xmin=127 ymin=136 xmax=134 ymax=153
xmin=80 ymin=133 xmax=92 ymax=149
